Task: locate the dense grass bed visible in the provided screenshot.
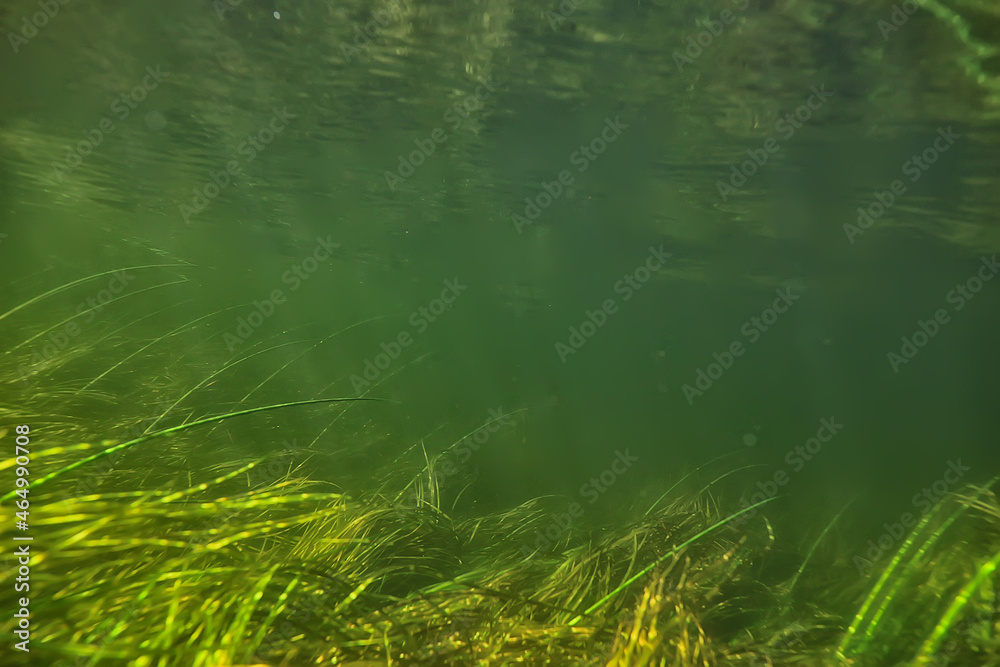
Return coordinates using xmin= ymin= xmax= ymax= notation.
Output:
xmin=3 ymin=269 xmax=998 ymax=666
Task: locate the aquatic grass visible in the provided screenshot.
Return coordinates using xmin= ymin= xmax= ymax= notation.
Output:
xmin=606 ymin=570 xmax=721 ymax=667
xmin=304 ymin=348 xmax=436 ymax=456
xmin=0 ymin=264 xmax=191 ymax=326
xmin=0 ymin=398 xmax=383 ymax=503
xmin=779 ymin=500 xmax=854 ymax=609
xmin=837 ymin=477 xmax=999 ymax=662
xmin=5 ymin=269 xmax=1000 ymax=665
xmin=1 ymin=466 xmax=346 ymax=664
xmin=78 ymin=300 xmax=240 ymax=393
xmin=392 ymin=405 xmax=533 ymax=510
xmin=915 ymin=548 xmax=1000 ymax=663
xmin=567 ymin=496 xmax=774 ymax=626
xmin=237 ymin=314 xmax=394 ymax=405
xmin=5 ymin=277 xmax=191 ymax=360
xmin=7 ymin=436 xmax=1000 ymax=665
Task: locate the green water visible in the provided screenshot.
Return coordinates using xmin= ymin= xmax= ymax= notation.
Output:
xmin=2 ymin=0 xmax=999 ymax=559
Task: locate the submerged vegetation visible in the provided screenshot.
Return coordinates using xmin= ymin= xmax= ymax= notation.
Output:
xmin=3 ymin=0 xmax=1000 ymax=663
xmin=3 ymin=270 xmax=999 ymax=666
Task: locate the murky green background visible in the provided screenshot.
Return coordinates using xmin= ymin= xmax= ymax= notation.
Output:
xmin=2 ymin=0 xmax=999 ymax=544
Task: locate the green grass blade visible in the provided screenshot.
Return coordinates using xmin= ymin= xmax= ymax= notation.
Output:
xmin=0 ymin=398 xmax=385 ymax=502
xmin=914 ymin=547 xmax=1000 ymax=663
xmin=0 ymin=264 xmax=190 ymax=324
xmin=838 ymin=478 xmax=996 ymax=657
xmin=567 ymin=495 xmax=775 ymax=626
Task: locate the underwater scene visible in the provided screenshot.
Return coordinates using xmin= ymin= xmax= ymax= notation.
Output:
xmin=2 ymin=0 xmax=1000 ymax=664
